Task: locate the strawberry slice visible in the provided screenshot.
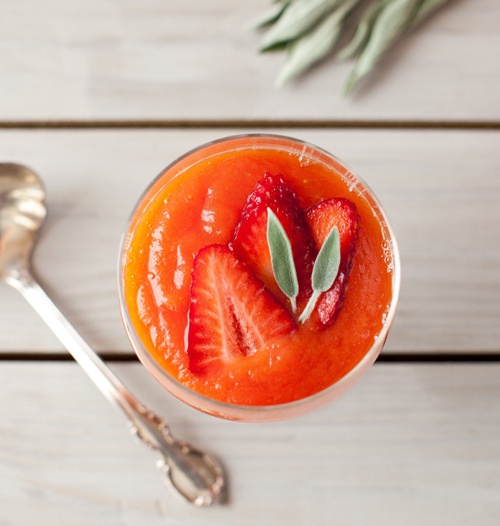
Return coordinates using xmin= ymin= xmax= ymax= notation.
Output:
xmin=230 ymin=173 xmax=317 ymax=313
xmin=187 ymin=244 xmax=296 ymax=375
xmin=306 ymin=198 xmax=359 ymax=329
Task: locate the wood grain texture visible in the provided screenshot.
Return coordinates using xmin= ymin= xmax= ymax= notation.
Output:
xmin=0 ymin=362 xmax=498 ymax=525
xmin=1 ymin=3 xmax=497 ymax=525
xmin=0 ymin=129 xmax=499 ymax=355
xmin=0 ymin=0 xmax=499 ymax=122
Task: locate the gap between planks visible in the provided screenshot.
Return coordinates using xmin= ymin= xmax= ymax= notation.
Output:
xmin=1 ymin=352 xmax=499 ymax=363
xmin=0 ymin=120 xmax=499 ymax=130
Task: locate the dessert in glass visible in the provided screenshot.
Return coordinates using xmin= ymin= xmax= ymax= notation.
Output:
xmin=119 ymin=134 xmax=400 ymax=422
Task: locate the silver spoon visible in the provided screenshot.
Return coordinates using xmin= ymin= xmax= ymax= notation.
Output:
xmin=0 ymin=162 xmax=226 ymax=506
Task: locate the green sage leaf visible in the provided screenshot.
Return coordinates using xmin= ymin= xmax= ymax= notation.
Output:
xmin=275 ymin=0 xmax=360 ymax=86
xmin=267 ymin=208 xmax=299 ymax=312
xmin=337 ymin=0 xmax=390 ymax=60
xmin=344 ymin=0 xmax=421 ymax=94
xmin=260 ymin=0 xmax=342 ymax=51
xmin=246 ymin=0 xmax=291 ymax=31
xmin=311 ymin=226 xmax=341 ymax=292
xmin=298 ymin=226 xmax=341 ymax=323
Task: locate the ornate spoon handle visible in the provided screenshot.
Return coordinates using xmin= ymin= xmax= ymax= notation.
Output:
xmin=9 ymin=270 xmax=225 ymax=506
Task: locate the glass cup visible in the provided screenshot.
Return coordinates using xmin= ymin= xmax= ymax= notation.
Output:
xmin=119 ymin=134 xmax=401 ymax=422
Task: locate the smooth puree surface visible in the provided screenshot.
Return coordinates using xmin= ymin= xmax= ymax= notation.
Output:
xmin=122 ymin=137 xmax=395 ymax=406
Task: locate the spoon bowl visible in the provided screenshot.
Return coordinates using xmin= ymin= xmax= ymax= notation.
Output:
xmin=0 ymin=163 xmax=47 ymax=288
xmin=0 ymin=162 xmax=46 ymax=231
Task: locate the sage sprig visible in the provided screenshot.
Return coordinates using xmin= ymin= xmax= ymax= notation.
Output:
xmin=252 ymin=0 xmax=450 ymax=94
xmin=298 ymin=226 xmax=341 ymax=324
xmin=267 ymin=208 xmax=299 ymax=313
xmin=266 ymin=211 xmax=342 ymax=322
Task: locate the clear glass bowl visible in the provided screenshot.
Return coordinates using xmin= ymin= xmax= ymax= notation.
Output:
xmin=118 ymin=134 xmax=401 ymax=422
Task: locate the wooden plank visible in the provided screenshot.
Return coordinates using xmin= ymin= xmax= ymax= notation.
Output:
xmin=0 ymin=130 xmax=500 ymax=353
xmin=1 ymin=129 xmax=499 ymax=355
xmin=0 ymin=362 xmax=498 ymax=525
xmin=0 ymin=0 xmax=498 ymax=122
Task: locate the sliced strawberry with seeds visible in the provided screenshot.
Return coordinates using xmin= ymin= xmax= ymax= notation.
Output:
xmin=306 ymin=198 xmax=359 ymax=329
xmin=187 ymin=244 xmax=296 ymax=376
xmin=230 ymin=173 xmax=317 ymax=313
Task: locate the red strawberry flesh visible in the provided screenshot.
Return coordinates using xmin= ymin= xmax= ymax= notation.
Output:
xmin=230 ymin=173 xmax=317 ymax=313
xmin=187 ymin=244 xmax=296 ymax=375
xmin=306 ymin=198 xmax=359 ymax=329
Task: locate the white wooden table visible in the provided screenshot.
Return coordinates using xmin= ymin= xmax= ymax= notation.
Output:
xmin=1 ymin=1 xmax=499 ymax=524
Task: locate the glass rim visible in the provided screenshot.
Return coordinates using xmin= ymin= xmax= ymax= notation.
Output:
xmin=118 ymin=133 xmax=401 ymax=422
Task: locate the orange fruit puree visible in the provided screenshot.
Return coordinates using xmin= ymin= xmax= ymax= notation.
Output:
xmin=121 ymin=136 xmax=396 ymax=409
